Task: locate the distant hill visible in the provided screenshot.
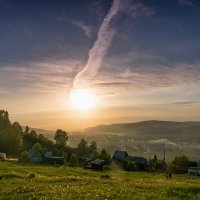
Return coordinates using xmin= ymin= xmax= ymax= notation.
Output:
xmin=84 ymin=120 xmax=200 ymax=139
xmin=82 ymin=120 xmax=200 ymax=160
xmin=22 ymin=127 xmax=55 ymax=139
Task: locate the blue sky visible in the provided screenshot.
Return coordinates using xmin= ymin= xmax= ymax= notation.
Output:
xmin=0 ymin=0 xmax=200 ymax=130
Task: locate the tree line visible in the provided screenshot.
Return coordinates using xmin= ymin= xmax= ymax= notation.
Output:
xmin=0 ymin=110 xmax=111 ymax=166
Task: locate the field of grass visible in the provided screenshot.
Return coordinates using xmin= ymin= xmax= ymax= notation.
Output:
xmin=0 ymin=161 xmax=200 ymax=200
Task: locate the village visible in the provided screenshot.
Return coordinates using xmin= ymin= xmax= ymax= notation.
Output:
xmin=1 ymin=110 xmax=200 ymax=199
xmin=1 ymin=146 xmax=200 ymax=177
xmin=1 ymin=110 xmax=200 ymax=178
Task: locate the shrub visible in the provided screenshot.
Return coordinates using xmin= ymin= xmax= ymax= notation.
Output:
xmin=33 ymin=142 xmax=42 ymax=151
xmin=19 ymin=151 xmax=30 ymax=163
xmin=92 ymin=150 xmax=99 ymax=161
xmin=28 ymin=173 xmax=36 ymax=179
xmin=99 ymin=149 xmax=112 ymax=165
xmin=126 ymin=161 xmax=137 ymax=171
xmin=69 ymin=153 xmax=78 ymax=167
xmin=100 ymin=175 xmax=110 ymax=179
xmin=83 ymin=160 xmax=90 ymax=169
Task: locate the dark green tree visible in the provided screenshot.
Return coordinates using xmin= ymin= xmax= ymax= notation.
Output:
xmin=89 ymin=141 xmax=97 ymax=151
xmin=99 ymin=149 xmax=112 ymax=165
xmin=171 ymin=155 xmax=189 ymax=172
xmin=91 ymin=150 xmax=99 ymax=161
xmin=54 ymin=129 xmax=68 ymax=148
xmin=24 ymin=126 xmax=30 ymax=134
xmin=78 ymin=138 xmax=87 ymax=156
xmin=33 ymin=142 xmax=42 ymax=151
xmin=0 ymin=110 xmax=23 ymax=156
xmin=37 ymin=134 xmax=54 ymax=151
xmin=153 ymin=154 xmax=158 ymax=163
xmin=69 ymin=153 xmax=78 ymax=167
xmin=0 ymin=110 xmax=11 ymax=131
xmin=7 ymin=127 xmax=23 ymax=155
xmin=23 ymin=130 xmax=38 ymax=150
xmin=19 ymin=151 xmax=30 ymax=163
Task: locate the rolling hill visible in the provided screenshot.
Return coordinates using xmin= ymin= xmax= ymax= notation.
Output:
xmin=85 ymin=120 xmax=200 ymax=138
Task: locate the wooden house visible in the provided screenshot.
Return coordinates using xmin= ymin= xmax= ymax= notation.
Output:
xmin=28 ymin=148 xmax=43 ymax=163
xmin=91 ymin=159 xmax=105 ymax=171
xmin=125 ymin=156 xmax=147 ymax=170
xmin=44 ymin=151 xmax=64 ymax=165
xmin=175 ymin=161 xmax=197 ymax=174
xmin=188 ymin=167 xmax=200 ymax=176
xmin=112 ymin=150 xmax=128 ymax=161
xmin=69 ymin=147 xmax=93 ymax=161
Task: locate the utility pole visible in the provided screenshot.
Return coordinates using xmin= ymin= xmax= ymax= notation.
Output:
xmin=163 ymin=146 xmax=166 ymax=163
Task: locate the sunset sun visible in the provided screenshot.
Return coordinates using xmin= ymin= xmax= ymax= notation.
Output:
xmin=69 ymin=89 xmax=96 ymax=111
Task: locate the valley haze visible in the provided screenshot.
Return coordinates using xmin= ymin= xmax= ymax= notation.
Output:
xmin=28 ymin=120 xmax=200 ymax=161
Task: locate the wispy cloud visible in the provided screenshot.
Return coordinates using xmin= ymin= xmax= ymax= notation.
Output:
xmin=73 ymin=0 xmax=156 ymax=89
xmin=94 ymin=82 xmax=132 ymax=87
xmin=168 ymin=101 xmax=198 ymax=105
xmin=0 ymin=59 xmax=81 ymax=95
xmin=56 ymin=12 xmax=93 ymax=38
xmin=90 ymin=60 xmax=200 ymax=97
xmin=125 ymin=1 xmax=156 ymax=18
xmin=177 ymin=0 xmax=194 ymax=7
xmin=73 ymin=0 xmax=123 ymax=88
xmin=71 ymin=20 xmax=93 ymax=38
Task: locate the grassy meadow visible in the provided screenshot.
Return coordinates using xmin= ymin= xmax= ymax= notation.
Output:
xmin=0 ymin=161 xmax=200 ymax=200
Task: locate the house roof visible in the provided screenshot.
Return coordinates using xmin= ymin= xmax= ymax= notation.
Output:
xmin=188 ymin=167 xmax=200 ymax=170
xmin=28 ymin=148 xmax=42 ymax=158
xmin=91 ymin=159 xmax=105 ymax=165
xmin=44 ymin=151 xmax=53 ymax=158
xmin=28 ymin=148 xmax=37 ymax=157
xmin=46 ymin=156 xmax=64 ymax=159
xmin=113 ymin=150 xmax=128 ymax=160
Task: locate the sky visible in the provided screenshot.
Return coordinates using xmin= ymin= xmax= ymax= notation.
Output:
xmin=0 ymin=0 xmax=200 ymax=130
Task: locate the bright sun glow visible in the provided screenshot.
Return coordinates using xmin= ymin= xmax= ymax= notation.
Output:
xmin=69 ymin=89 xmax=97 ymax=111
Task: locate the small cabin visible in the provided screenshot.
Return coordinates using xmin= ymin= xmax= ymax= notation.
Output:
xmin=125 ymin=156 xmax=147 ymax=170
xmin=126 ymin=156 xmax=146 ymax=164
xmin=112 ymin=150 xmax=128 ymax=161
xmin=83 ymin=148 xmax=93 ymax=161
xmin=44 ymin=151 xmax=64 ymax=165
xmin=69 ymin=147 xmax=93 ymax=161
xmin=28 ymin=148 xmax=43 ymax=163
xmin=188 ymin=167 xmax=200 ymax=176
xmin=175 ymin=161 xmax=197 ymax=174
xmin=91 ymin=159 xmax=105 ymax=171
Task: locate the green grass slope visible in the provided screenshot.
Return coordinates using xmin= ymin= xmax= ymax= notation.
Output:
xmin=0 ymin=161 xmax=200 ymax=200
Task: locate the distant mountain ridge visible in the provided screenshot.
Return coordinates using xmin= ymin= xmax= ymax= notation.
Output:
xmin=22 ymin=127 xmax=55 ymax=139
xmin=84 ymin=120 xmax=200 ymax=138
xmin=80 ymin=120 xmax=200 ymax=161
